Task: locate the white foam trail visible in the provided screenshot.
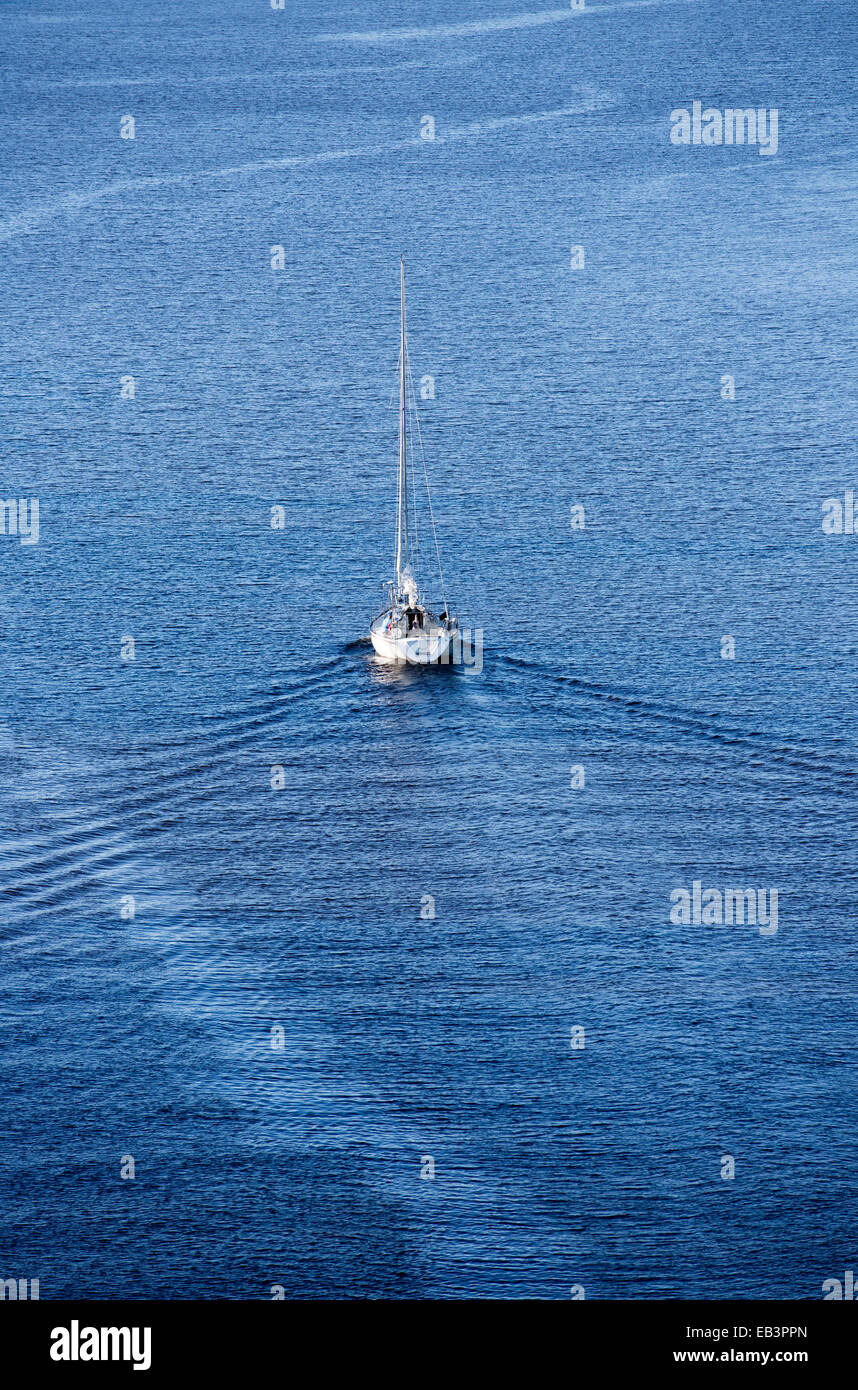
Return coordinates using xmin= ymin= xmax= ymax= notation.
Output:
xmin=317 ymin=6 xmax=574 ymax=43
xmin=444 ymin=98 xmax=610 ymax=140
xmin=13 ymin=12 xmax=84 ymax=21
xmin=0 ymin=101 xmax=611 ymax=244
xmin=315 ymin=0 xmax=694 ymax=44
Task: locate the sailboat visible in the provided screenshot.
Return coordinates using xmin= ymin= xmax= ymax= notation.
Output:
xmin=370 ymin=260 xmax=457 ymax=665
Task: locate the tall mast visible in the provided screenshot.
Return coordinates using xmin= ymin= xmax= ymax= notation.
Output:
xmin=395 ymin=257 xmax=409 ymax=594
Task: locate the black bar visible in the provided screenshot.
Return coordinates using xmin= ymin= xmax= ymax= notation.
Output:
xmin=2 ymin=1299 xmax=850 ymax=1378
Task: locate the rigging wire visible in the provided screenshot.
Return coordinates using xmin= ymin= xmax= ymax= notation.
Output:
xmin=406 ymin=353 xmax=420 ymax=588
xmin=405 ymin=340 xmax=449 ymax=618
xmin=383 ymin=301 xmax=451 ymax=621
xmin=390 ymin=348 xmax=402 ymax=583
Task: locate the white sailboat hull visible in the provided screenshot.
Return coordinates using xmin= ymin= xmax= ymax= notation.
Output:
xmin=370 ymin=619 xmax=452 ymax=666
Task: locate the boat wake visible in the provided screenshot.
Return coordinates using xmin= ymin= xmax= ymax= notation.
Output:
xmin=0 ymin=99 xmax=612 ymax=244
xmin=499 ymin=652 xmax=856 ymax=789
xmin=0 ymin=662 xmax=351 ymax=924
xmin=31 ymin=56 xmax=477 ymax=90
